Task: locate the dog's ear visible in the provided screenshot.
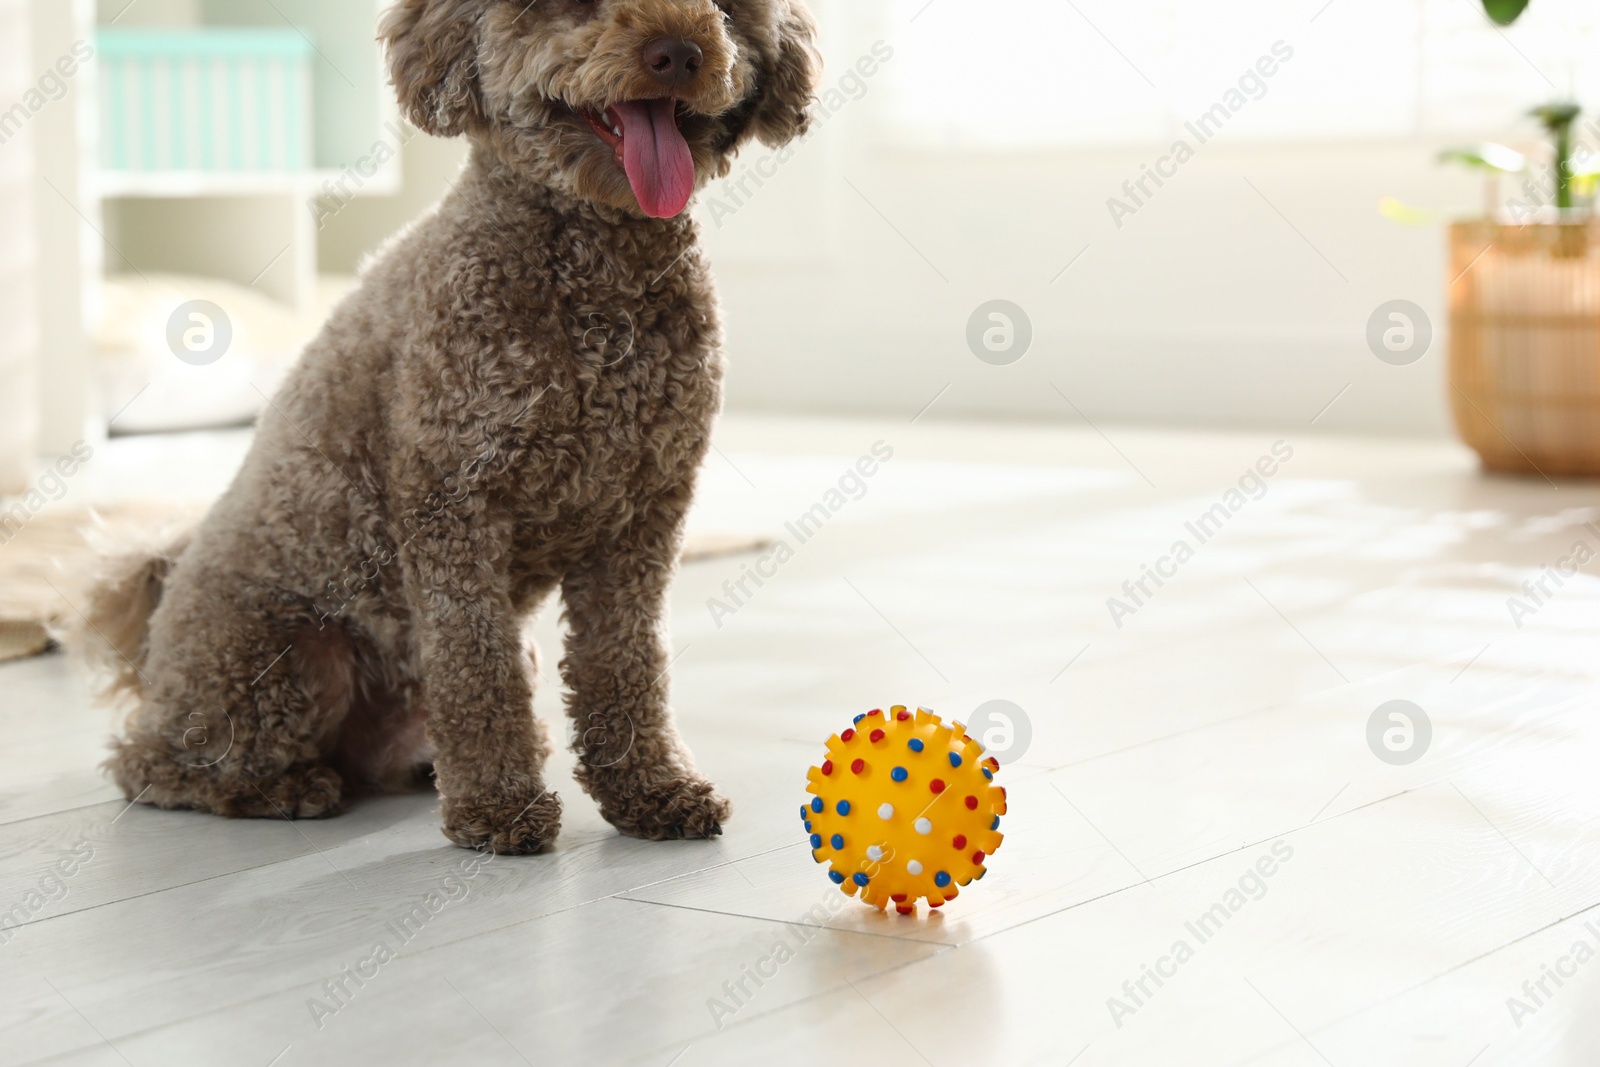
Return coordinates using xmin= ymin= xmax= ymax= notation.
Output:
xmin=746 ymin=0 xmax=822 ymax=148
xmin=380 ymin=0 xmax=487 ymax=137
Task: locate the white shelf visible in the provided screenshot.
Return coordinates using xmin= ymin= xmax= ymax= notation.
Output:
xmin=96 ymin=167 xmax=401 ymax=200
xmin=38 ymin=0 xmax=405 ymax=446
xmin=97 ymin=171 xmax=315 ymax=198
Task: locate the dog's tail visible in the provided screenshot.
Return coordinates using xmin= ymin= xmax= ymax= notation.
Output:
xmin=75 ymin=528 xmax=193 ymax=706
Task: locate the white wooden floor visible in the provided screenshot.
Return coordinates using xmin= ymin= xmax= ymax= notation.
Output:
xmin=4 ymin=415 xmax=1599 ymax=1067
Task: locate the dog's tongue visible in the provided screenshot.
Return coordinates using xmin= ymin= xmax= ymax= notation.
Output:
xmin=614 ymin=99 xmax=695 ymax=218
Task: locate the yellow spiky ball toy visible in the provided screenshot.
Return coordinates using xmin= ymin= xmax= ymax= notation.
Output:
xmin=802 ymin=705 xmax=1007 ymax=915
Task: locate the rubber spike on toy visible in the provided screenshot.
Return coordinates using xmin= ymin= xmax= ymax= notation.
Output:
xmin=803 ymin=705 xmax=1007 ymax=914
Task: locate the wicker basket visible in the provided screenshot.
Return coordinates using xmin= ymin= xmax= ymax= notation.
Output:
xmin=1449 ymin=220 xmax=1600 ymax=476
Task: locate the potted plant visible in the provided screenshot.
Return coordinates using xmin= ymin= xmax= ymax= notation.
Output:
xmin=1438 ymin=0 xmax=1600 ymax=476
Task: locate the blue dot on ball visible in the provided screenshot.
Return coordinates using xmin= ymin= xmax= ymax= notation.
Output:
xmin=891 ymin=766 xmax=908 ymax=782
xmin=853 ymin=872 xmax=870 ymax=887
xmin=948 ymin=752 xmax=963 ymax=768
xmin=829 ymin=870 xmax=845 ymax=884
xmin=804 ymin=821 xmax=812 ymax=832
xmin=836 ymin=800 xmax=851 ymax=815
xmin=935 ymin=871 xmax=952 ymax=887
xmin=982 ymin=768 xmax=993 ymax=780
xmin=853 ymin=713 xmax=865 ymax=724
xmin=908 ymin=738 xmax=925 ymax=752
xmin=810 ymin=834 xmax=822 ymax=849
xmin=831 ymin=834 xmax=844 ymax=849
xmin=991 ymin=816 xmax=1000 ymax=830
xmin=811 ymin=797 xmax=824 ymax=813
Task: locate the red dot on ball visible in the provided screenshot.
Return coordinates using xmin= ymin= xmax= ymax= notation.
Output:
xmin=868 ymin=708 xmax=883 ymax=717
xmin=841 ymin=729 xmax=855 ymax=742
xmin=851 ymin=758 xmax=865 ymax=774
xmin=972 ymin=850 xmax=986 ymax=864
xmin=896 ymin=710 xmax=911 ymax=721
xmin=964 ymin=795 xmax=978 ymax=810
xmin=821 ymin=760 xmax=833 ymax=776
xmin=870 ymin=729 xmax=885 ymax=743
xmin=891 ymin=893 xmax=907 ymax=902
xmin=930 ymin=779 xmax=946 ymax=794
xmin=952 ymin=834 xmax=967 ymax=850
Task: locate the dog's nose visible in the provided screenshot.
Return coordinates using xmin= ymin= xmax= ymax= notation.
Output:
xmin=643 ymin=38 xmax=703 ymax=87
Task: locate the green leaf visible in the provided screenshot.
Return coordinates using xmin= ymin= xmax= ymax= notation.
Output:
xmin=1531 ymin=102 xmax=1581 ymax=129
xmin=1438 ymin=143 xmax=1526 ymax=174
xmin=1482 ymin=0 xmax=1531 ymax=24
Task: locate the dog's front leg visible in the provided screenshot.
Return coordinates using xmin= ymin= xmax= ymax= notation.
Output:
xmin=402 ymin=513 xmax=561 ymax=854
xmin=560 ymin=522 xmax=730 ymax=841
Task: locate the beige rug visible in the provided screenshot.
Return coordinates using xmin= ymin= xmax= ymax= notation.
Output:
xmin=0 ymin=502 xmax=198 ymax=664
xmin=0 ymin=504 xmax=767 ymax=665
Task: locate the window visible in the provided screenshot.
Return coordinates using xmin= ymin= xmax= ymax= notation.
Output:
xmin=880 ymin=0 xmax=1600 ymax=147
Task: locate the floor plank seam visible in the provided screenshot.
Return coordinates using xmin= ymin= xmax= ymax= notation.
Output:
xmin=0 ymin=792 xmax=145 ymax=832
xmin=608 ymin=894 xmax=975 ymax=948
xmin=954 ymin=783 xmax=1433 ymax=950
xmin=7 ymin=898 xmax=623 ymax=1062
xmin=8 ymin=899 xmax=962 ymax=1067
xmin=1034 ymin=644 xmax=1507 ymax=777
xmin=607 ymin=840 xmax=800 ymax=899
xmin=0 ymin=819 xmax=794 ymax=938
xmin=1216 ymin=895 xmax=1600 ymax=1067
xmin=627 ymin=938 xmax=966 ymax=1060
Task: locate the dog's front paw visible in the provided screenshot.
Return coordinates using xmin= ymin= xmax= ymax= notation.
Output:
xmin=441 ymin=788 xmax=562 ymax=855
xmin=588 ymin=770 xmax=732 ymax=841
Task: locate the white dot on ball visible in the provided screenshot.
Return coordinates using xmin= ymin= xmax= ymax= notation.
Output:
xmin=877 ymin=803 xmax=894 ymax=820
xmin=914 ymin=817 xmax=932 ymax=835
xmin=867 ymin=845 xmax=884 ymax=862
xmin=907 ymin=859 xmax=924 ymax=875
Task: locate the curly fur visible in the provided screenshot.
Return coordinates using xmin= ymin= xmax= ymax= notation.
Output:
xmin=82 ymin=0 xmax=821 ymax=854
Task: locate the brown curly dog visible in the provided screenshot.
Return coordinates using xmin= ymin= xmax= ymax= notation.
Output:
xmin=82 ymin=0 xmax=821 ymax=854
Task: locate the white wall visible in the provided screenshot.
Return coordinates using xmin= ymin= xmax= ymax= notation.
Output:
xmin=701 ymin=140 xmax=1466 ymax=437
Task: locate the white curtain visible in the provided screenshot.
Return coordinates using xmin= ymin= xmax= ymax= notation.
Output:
xmin=0 ymin=0 xmax=38 ymax=494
